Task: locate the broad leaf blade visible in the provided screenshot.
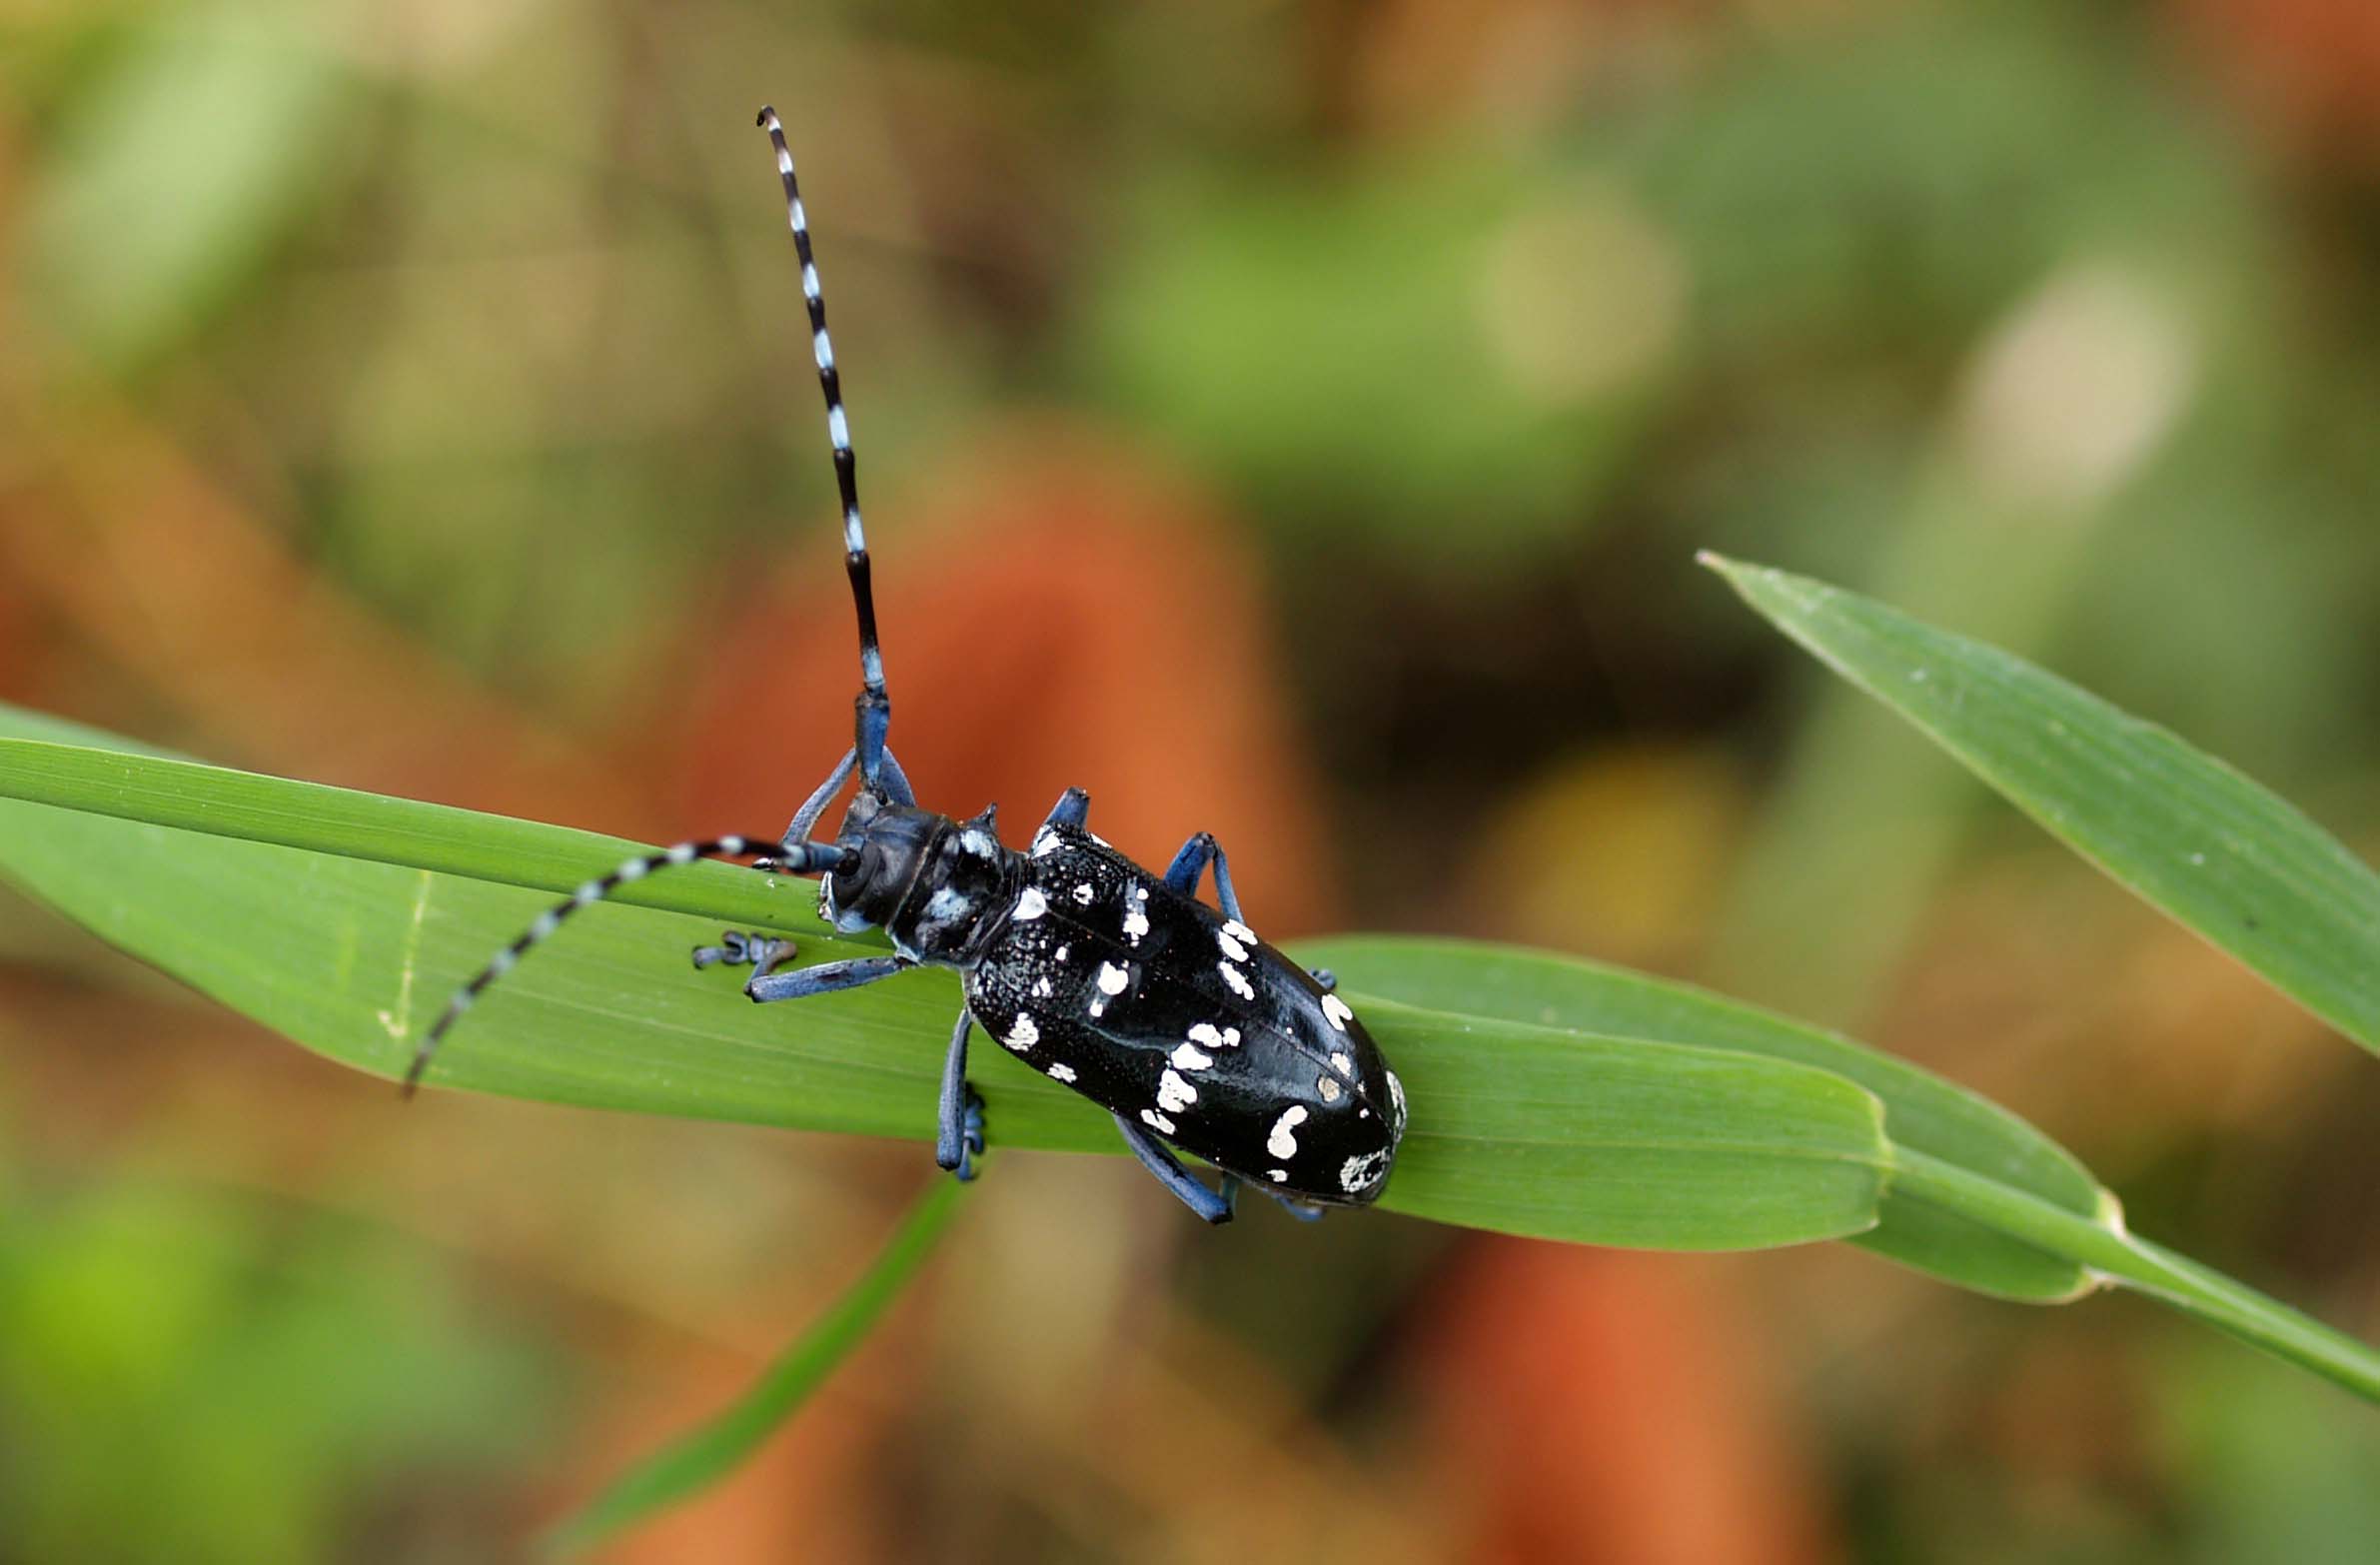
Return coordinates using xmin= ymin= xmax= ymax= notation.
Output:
xmin=0 ymin=705 xmax=1887 ymax=1252
xmin=1301 ymin=935 xmax=2101 ymax=1300
xmin=1356 ymin=996 xmax=1887 ymax=1249
xmin=0 ymin=731 xmax=843 ymax=939
xmin=1706 ymin=555 xmax=2380 ymax=1056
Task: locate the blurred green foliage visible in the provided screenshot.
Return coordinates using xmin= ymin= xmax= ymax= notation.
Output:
xmin=0 ymin=1146 xmax=559 ymax=1561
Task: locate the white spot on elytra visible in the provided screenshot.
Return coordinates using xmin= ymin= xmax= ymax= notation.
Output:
xmin=1340 ymin=1148 xmax=1390 ymax=1193
xmin=1123 ymin=906 xmax=1150 ymax=945
xmin=1171 ymin=1042 xmax=1214 ymax=1071
xmin=1187 ymin=1022 xmax=1224 ymax=1049
xmin=1072 ymin=882 xmax=1095 ymax=904
xmin=1223 ymin=918 xmax=1257 ymax=945
xmin=1216 ymin=929 xmax=1248 ymax=962
xmin=1090 ymin=831 xmax=1111 ymax=847
xmin=1096 ymin=961 xmax=1129 ymax=995
xmin=1321 ymin=993 xmax=1355 ymax=1032
xmin=1054 ymin=944 xmax=1070 ymax=962
xmin=1012 ymin=886 xmax=1047 ymax=921
xmin=1005 ymin=1014 xmax=1038 ymax=1050
xmin=1318 ymin=1076 xmax=1342 ymax=1102
xmin=1157 ymin=1069 xmax=1197 ymax=1113
xmin=1048 ymin=1062 xmax=1077 ymax=1083
xmin=1387 ymin=1070 xmax=1407 ymax=1131
xmin=1032 ymin=976 xmax=1052 ymax=998
xmin=1268 ymin=1169 xmax=1288 ymax=1183
xmin=1220 ymin=962 xmax=1255 ymax=1000
xmin=1141 ymin=1108 xmax=1176 ymax=1134
xmin=1267 ymin=1105 xmax=1308 ymax=1160
xmin=1329 ymin=1051 xmax=1353 ymax=1076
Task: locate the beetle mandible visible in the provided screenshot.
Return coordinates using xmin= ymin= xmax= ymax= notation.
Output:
xmin=402 ymin=106 xmax=1406 ymax=1222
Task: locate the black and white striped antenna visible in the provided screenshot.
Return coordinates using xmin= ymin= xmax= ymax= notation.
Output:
xmin=400 ymin=834 xmax=842 ymax=1094
xmin=406 ymin=108 xmax=896 ymax=1095
xmin=757 ymin=105 xmax=892 ymax=790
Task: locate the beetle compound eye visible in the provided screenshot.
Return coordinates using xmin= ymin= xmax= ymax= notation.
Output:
xmin=832 ymin=843 xmax=883 ymax=902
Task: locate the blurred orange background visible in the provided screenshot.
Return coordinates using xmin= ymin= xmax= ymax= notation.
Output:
xmin=4 ymin=1 xmax=2379 ymax=1559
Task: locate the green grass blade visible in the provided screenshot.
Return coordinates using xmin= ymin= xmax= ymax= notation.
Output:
xmin=543 ymin=1178 xmax=970 ymax=1558
xmin=1353 ymin=996 xmax=1887 ymax=1248
xmin=1297 ymin=935 xmax=2102 ymax=1300
xmin=1886 ymin=1150 xmax=2380 ymax=1403
xmin=1704 ymin=555 xmax=2380 ymax=1056
xmin=0 ymin=732 xmax=840 ymax=939
xmin=7 ymin=703 xmax=2372 ymax=1403
xmin=0 ymin=704 xmax=1887 ymax=1252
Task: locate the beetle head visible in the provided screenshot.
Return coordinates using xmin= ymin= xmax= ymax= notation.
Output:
xmin=820 ymin=794 xmax=937 ymax=934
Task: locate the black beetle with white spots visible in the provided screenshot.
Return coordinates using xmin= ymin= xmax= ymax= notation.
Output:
xmin=402 ymin=106 xmax=1406 ymax=1222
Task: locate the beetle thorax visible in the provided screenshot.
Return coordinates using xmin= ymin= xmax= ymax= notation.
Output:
xmin=821 ymin=799 xmax=1021 ymax=965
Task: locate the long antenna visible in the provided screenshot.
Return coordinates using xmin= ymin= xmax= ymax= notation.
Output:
xmin=758 ymin=105 xmax=891 ymax=789
xmin=402 ymin=833 xmax=841 ymax=1094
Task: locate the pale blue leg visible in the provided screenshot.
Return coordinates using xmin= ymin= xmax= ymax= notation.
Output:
xmin=774 ymin=744 xmax=916 ymax=858
xmin=1162 ymin=831 xmax=1244 ymax=922
xmin=935 ymin=1009 xmax=985 ymax=1180
xmin=691 ymin=930 xmax=797 ymax=973
xmin=1113 ymin=1114 xmax=1232 ymax=1224
xmin=745 ymin=954 xmax=910 ymax=1002
xmin=780 ymin=748 xmax=856 ymax=848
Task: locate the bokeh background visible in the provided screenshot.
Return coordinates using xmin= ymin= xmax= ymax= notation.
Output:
xmin=5 ymin=0 xmax=2380 ymax=1559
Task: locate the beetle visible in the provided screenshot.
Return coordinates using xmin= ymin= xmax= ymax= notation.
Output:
xmin=402 ymin=106 xmax=1405 ymax=1222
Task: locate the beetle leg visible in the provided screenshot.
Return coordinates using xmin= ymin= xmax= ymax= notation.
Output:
xmin=758 ymin=744 xmax=918 ymax=876
xmin=744 ymin=953 xmax=912 ymax=1002
xmin=772 ymin=748 xmax=856 ymax=856
xmin=1112 ymin=1114 xmax=1232 ymax=1224
xmin=936 ymin=1009 xmax=985 ymax=1178
xmin=1161 ymin=831 xmax=1245 ymax=923
xmin=691 ymin=930 xmax=798 ymax=976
